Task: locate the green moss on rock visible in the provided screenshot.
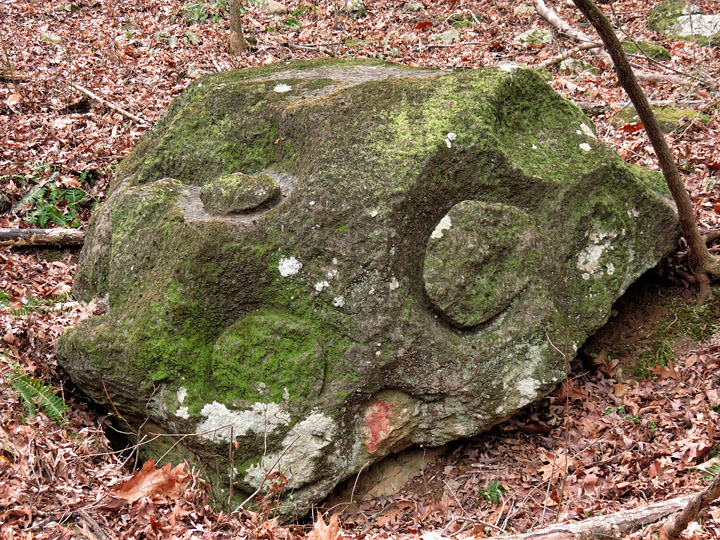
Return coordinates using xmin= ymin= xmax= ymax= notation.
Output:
xmin=57 ymin=59 xmax=680 ymax=518
xmin=200 ymin=172 xmax=281 ymax=215
xmin=621 ymin=40 xmax=671 ymax=61
xmin=612 ymin=104 xmax=711 ymax=133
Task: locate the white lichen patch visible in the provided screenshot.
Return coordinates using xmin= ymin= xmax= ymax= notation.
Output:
xmin=389 ymin=277 xmax=400 ymax=291
xmin=516 ymin=377 xmax=540 ymax=401
xmin=430 ymin=215 xmax=453 ymax=239
xmin=273 ymin=83 xmax=292 ymax=93
xmin=497 ymin=61 xmax=521 ymax=72
xmin=278 ymin=256 xmax=302 ymax=277
xmin=244 ymin=412 xmax=337 ymax=488
xmin=580 ymin=123 xmax=597 ymax=139
xmin=444 ymin=132 xmax=457 ymax=148
xmin=196 ymin=402 xmax=290 ymax=442
xmin=314 ymin=280 xmax=330 ymax=292
xmin=579 ymin=142 xmax=592 ymax=152
xmin=577 ymin=244 xmax=606 ymax=274
xmin=577 ymin=231 xmax=617 ymax=276
xmin=606 ymin=263 xmax=615 ymax=276
xmin=177 ymin=386 xmax=187 ymax=404
xmin=176 ymin=406 xmax=190 ymax=419
xmin=672 ymin=13 xmax=720 ymax=38
xmin=627 ymin=208 xmax=640 ymax=218
xmin=333 ymin=295 xmax=346 ymax=307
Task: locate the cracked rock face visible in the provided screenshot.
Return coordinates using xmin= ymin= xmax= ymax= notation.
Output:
xmin=56 ymin=59 xmax=680 ymax=517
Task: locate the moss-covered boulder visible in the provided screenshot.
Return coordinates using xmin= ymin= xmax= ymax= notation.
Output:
xmin=648 ymin=0 xmax=720 ymax=46
xmin=612 ymin=103 xmax=710 ymax=133
xmin=56 ymin=59 xmax=679 ymax=516
xmin=621 ymin=40 xmax=671 ymax=61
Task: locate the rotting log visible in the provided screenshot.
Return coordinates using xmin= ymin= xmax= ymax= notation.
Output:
xmin=0 ymin=228 xmax=85 ymax=247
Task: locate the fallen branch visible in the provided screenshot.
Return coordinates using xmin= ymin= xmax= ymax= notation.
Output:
xmin=662 ymin=475 xmax=720 ymax=539
xmin=534 ymin=0 xmax=594 ymax=43
xmin=704 ymin=230 xmax=720 ymax=244
xmin=0 ymin=69 xmax=28 ymax=82
xmin=538 ymin=41 xmax=601 ymax=68
xmin=69 ymin=82 xmax=149 ymax=126
xmin=632 ymin=67 xmax=686 ymax=85
xmin=489 ymin=494 xmax=695 ymax=540
xmin=573 ymin=98 xmax=706 ymax=115
xmin=0 ymin=228 xmax=85 ymax=247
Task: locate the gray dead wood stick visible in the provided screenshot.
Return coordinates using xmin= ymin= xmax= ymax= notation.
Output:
xmin=662 ymin=474 xmax=720 ymax=539
xmin=0 ymin=228 xmax=85 ymax=247
xmin=488 ymin=494 xmax=694 ymax=540
xmin=69 ymin=82 xmax=149 ymax=126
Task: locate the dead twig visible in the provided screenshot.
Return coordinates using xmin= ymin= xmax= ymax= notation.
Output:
xmin=234 ymin=434 xmax=301 ymax=512
xmin=661 ymin=475 xmax=720 ymax=539
xmin=538 ymin=41 xmax=601 ymax=68
xmin=490 ymin=494 xmax=695 ymax=540
xmin=69 ymin=82 xmax=149 ymax=126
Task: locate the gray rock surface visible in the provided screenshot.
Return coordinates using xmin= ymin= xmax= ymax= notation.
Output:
xmin=56 ymin=59 xmax=679 ymax=517
xmin=649 ymin=0 xmax=720 ymax=45
xmin=514 ymin=28 xmax=553 ymax=44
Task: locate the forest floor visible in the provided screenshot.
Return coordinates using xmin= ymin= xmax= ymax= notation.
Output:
xmin=2 ymin=0 xmax=720 ymax=538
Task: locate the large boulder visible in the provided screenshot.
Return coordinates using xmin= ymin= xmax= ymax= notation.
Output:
xmin=57 ymin=59 xmax=679 ymax=515
xmin=648 ymin=0 xmax=720 ymax=46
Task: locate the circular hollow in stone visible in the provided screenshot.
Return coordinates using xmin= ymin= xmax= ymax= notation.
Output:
xmin=200 ymin=172 xmax=281 ymax=216
xmin=423 ymin=200 xmax=540 ymax=329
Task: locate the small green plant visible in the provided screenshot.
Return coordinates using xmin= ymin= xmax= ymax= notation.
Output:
xmin=15 ymin=182 xmax=89 ymax=227
xmin=182 ymin=0 xmax=228 ymax=24
xmin=6 ymin=295 xmax=73 ymax=316
xmin=480 ymin=481 xmax=507 ymax=505
xmin=703 ymin=461 xmax=720 ymax=483
xmin=11 ymin=165 xmax=93 ymax=228
xmin=604 ymin=406 xmax=652 ymax=427
xmin=11 ymin=367 xmax=69 ymax=424
xmin=284 ymin=16 xmax=302 ymax=29
xmin=290 ymin=6 xmax=316 ymax=16
xmin=183 ymin=1 xmax=208 ymax=23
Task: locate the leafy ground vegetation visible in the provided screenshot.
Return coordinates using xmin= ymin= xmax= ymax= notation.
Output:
xmin=2 ymin=0 xmax=720 ymax=538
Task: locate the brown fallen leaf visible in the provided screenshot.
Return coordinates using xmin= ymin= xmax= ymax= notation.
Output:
xmin=307 ymin=512 xmax=341 ymax=540
xmin=98 ymin=458 xmax=189 ymax=510
xmin=6 ymin=92 xmax=21 ymax=107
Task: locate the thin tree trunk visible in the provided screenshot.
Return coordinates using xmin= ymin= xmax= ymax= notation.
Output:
xmin=228 ymin=0 xmax=249 ymax=55
xmin=572 ymin=0 xmax=719 ymax=303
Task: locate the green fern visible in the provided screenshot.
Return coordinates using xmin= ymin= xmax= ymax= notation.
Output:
xmin=14 ymin=183 xmax=46 ymax=211
xmin=11 ymin=372 xmax=69 ymax=424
